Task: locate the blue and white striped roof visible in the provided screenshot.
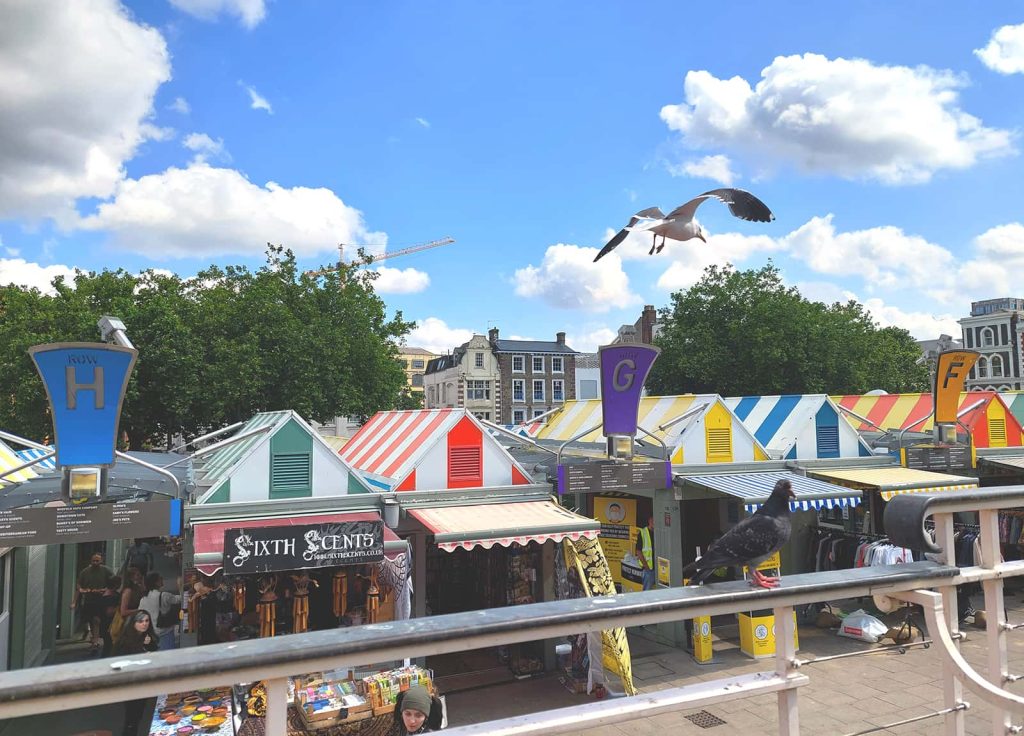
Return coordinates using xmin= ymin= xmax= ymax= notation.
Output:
xmin=15 ymin=446 xmax=57 ymax=472
xmin=724 ymin=394 xmax=874 ymax=460
xmin=678 ymin=470 xmax=863 ymax=513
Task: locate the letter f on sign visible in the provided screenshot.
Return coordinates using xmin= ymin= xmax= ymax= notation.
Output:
xmin=942 ymin=361 xmax=964 ymax=390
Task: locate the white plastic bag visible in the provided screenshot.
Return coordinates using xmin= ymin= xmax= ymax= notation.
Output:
xmin=837 ymin=608 xmax=889 ymax=643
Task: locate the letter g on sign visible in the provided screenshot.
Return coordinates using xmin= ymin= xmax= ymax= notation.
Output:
xmin=612 ymin=359 xmax=635 ymax=391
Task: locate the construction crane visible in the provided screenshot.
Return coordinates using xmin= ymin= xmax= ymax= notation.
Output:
xmin=304 ymin=237 xmax=455 ymax=278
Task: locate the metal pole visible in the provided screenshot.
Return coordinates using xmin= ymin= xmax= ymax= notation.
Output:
xmin=0 ymin=430 xmax=50 ymax=452
xmin=774 ymin=605 xmax=799 ymax=735
xmin=115 ymin=451 xmax=181 ymax=497
xmin=980 ymin=508 xmax=1011 ymax=736
xmin=0 ymin=451 xmax=54 ymax=480
xmin=935 ymin=512 xmax=966 ymax=736
xmin=169 ymin=421 xmax=245 ymax=453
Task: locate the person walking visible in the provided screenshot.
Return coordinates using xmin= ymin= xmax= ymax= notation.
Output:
xmin=99 ymin=575 xmax=122 ymax=658
xmin=72 ymin=552 xmax=113 ymax=653
xmin=390 ymin=685 xmax=442 ymax=735
xmin=115 ymin=611 xmax=159 ymax=736
xmin=140 ymin=572 xmax=181 ymax=651
xmin=111 ymin=566 xmax=145 ymax=649
xmin=636 ymin=516 xmax=655 ymax=590
xmin=122 ymin=539 xmax=154 ymax=577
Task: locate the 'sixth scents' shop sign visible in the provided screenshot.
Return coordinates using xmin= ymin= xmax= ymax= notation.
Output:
xmin=224 ymin=520 xmax=384 ymax=575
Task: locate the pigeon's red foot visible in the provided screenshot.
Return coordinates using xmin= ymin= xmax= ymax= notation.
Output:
xmin=750 ymin=570 xmax=781 ymax=589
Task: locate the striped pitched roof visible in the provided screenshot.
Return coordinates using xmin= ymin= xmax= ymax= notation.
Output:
xmin=1002 ymin=392 xmax=1024 ymax=429
xmin=724 ymin=394 xmax=872 ymax=458
xmin=15 ymin=446 xmax=56 ymax=472
xmin=535 ymin=394 xmax=722 ymax=445
xmin=340 ymin=408 xmax=465 ymax=483
xmin=0 ymin=438 xmax=39 ymax=485
xmin=831 ymin=391 xmax=997 ymax=433
xmin=199 ymin=410 xmax=293 ymax=484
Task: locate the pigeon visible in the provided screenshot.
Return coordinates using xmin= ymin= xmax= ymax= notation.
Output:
xmin=680 ymin=479 xmax=796 ymax=589
xmin=593 ymin=188 xmax=775 ymax=262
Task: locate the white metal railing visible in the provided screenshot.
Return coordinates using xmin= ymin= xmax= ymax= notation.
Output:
xmin=2 ymin=488 xmax=1024 ymax=734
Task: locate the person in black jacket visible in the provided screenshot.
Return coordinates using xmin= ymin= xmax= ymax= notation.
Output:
xmin=390 ymin=685 xmax=442 ymax=735
xmin=116 ymin=611 xmax=159 ymax=736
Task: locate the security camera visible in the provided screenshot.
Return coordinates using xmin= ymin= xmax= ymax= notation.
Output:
xmin=97 ymin=315 xmax=134 ymax=348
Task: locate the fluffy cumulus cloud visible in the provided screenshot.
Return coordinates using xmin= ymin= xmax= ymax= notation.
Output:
xmin=513 ymin=244 xmax=641 ymax=312
xmin=371 ymin=266 xmax=430 ymax=294
xmin=406 ymin=317 xmax=474 ymax=354
xmin=660 ymin=53 xmax=1014 ymax=184
xmin=565 ymin=326 xmax=618 ymax=352
xmin=648 ymin=230 xmax=784 ymax=291
xmin=667 ymin=154 xmax=737 ymax=185
xmin=975 ymin=23 xmax=1024 ymax=75
xmin=183 ymin=132 xmax=228 ymax=162
xmin=956 ymin=223 xmax=1024 ymax=298
xmin=169 ymin=97 xmax=191 ymax=114
xmin=77 ymin=163 xmax=385 ymax=259
xmin=858 ymin=296 xmax=962 ymax=339
xmin=168 ymin=0 xmax=267 ymax=28
xmin=0 ymin=258 xmax=78 ymax=294
xmin=0 ymin=0 xmax=171 ymax=220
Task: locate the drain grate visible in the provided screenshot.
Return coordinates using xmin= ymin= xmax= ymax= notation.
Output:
xmin=684 ymin=710 xmax=728 ymax=729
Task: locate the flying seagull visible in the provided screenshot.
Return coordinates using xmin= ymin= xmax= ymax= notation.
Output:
xmin=593 ymin=188 xmax=775 ymax=262
xmin=680 ymin=479 xmax=795 ymax=589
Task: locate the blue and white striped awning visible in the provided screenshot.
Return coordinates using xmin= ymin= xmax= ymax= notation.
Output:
xmin=677 ymin=470 xmax=863 ymax=514
xmin=15 ymin=446 xmax=57 ymax=471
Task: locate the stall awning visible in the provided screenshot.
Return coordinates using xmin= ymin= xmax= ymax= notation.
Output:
xmin=678 ymin=471 xmax=863 ymax=513
xmin=409 ymin=501 xmax=599 ymax=552
xmin=192 ymin=511 xmax=403 ymax=575
xmin=805 ymin=467 xmax=979 ymax=501
xmin=981 ymin=455 xmax=1024 ymax=471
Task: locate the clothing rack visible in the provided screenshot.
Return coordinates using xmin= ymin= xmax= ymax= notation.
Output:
xmin=812 ymin=527 xmax=889 ymax=541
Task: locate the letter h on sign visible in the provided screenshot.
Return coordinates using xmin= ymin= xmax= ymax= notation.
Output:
xmin=598 ymin=344 xmax=660 ymax=437
xmin=29 ymin=342 xmax=138 ymax=468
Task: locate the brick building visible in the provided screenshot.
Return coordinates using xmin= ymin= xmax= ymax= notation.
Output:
xmin=488 ymin=328 xmax=578 ymax=424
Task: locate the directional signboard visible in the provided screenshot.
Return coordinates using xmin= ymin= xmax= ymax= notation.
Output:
xmin=0 ymin=499 xmax=182 ymax=547
xmin=557 ymin=460 xmax=672 ymax=495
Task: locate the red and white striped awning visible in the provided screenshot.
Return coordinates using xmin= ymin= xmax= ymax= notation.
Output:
xmin=409 ymin=501 xmax=599 ymax=553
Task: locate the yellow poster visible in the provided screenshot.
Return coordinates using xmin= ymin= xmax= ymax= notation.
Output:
xmin=593 ymin=497 xmax=639 ymax=592
xmin=657 ymin=557 xmax=670 ymax=587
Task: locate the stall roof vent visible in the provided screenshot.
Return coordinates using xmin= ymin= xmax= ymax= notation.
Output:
xmin=272 ymin=452 xmax=311 ymax=492
xmin=989 ymin=418 xmax=1007 ymax=446
xmin=706 ymin=427 xmax=732 ymax=457
xmin=449 ymin=446 xmax=482 ymax=481
xmin=816 ymin=425 xmax=840 ymax=457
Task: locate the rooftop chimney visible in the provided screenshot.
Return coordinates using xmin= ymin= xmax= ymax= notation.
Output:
xmin=556 ymin=331 xmax=566 ymax=345
xmin=488 ymin=327 xmax=499 ymax=342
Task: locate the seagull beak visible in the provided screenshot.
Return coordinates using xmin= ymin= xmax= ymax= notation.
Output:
xmin=697 ymin=233 xmax=707 ymax=243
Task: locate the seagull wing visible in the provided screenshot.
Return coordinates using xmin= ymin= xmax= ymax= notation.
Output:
xmin=634 ymin=206 xmax=665 ymax=219
xmin=593 ymin=227 xmax=631 ymax=262
xmin=668 ymin=188 xmax=775 ymax=224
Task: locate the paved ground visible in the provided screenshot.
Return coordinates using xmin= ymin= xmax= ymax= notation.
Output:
xmin=446 ymin=593 xmax=1024 ymax=735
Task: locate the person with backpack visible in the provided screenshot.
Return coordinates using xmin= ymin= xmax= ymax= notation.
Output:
xmin=139 ymin=572 xmax=181 ymax=651
xmin=122 ymin=539 xmax=154 ymax=577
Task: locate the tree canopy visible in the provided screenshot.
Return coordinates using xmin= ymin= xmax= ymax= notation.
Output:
xmin=0 ymin=247 xmax=413 ymax=448
xmin=647 ymin=263 xmax=929 ymax=397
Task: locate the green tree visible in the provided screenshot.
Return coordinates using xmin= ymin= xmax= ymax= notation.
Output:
xmin=648 ymin=263 xmax=929 ymax=396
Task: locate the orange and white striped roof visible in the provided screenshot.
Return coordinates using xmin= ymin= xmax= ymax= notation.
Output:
xmin=832 ymin=392 xmax=995 ymax=433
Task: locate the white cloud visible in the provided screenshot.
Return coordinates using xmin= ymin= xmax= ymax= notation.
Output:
xmin=371 ymin=266 xmax=430 ymax=294
xmin=407 ymin=317 xmax=474 ymax=354
xmin=513 ymin=244 xmax=641 ymax=312
xmin=415 ymin=117 xmax=431 ymax=128
xmin=0 ymin=258 xmax=77 ymax=294
xmin=168 ymin=0 xmax=266 ymax=28
xmin=975 ymin=23 xmax=1024 ymax=75
xmin=858 ymin=296 xmax=961 ymax=340
xmin=668 ymin=154 xmax=737 ymax=185
xmin=660 ymin=53 xmax=1014 ymax=184
xmin=565 ymin=327 xmax=618 ymax=352
xmin=182 ymin=132 xmax=228 ymax=162
xmin=77 ymin=162 xmax=386 ymax=259
xmin=243 ymin=84 xmax=273 ymax=113
xmin=0 ymin=0 xmax=171 ymax=220
xmin=648 ymin=230 xmax=784 ymax=291
xmin=169 ymin=97 xmax=191 ymax=114
xmin=954 ymin=223 xmax=1024 ymax=298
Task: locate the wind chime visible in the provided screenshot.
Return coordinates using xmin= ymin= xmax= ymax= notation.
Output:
xmin=186 ymin=581 xmax=209 ymax=634
xmin=332 ymin=570 xmax=348 ymax=618
xmin=366 ymin=568 xmax=380 ymax=624
xmin=257 ymin=574 xmax=278 ymax=638
xmin=233 ymin=580 xmax=246 ymax=616
xmin=291 ymin=571 xmax=317 ymax=633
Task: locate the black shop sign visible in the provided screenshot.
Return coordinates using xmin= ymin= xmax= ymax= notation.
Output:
xmin=223 ymin=520 xmax=384 ymax=575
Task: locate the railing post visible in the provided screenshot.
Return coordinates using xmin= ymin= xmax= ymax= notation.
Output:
xmin=980 ymin=508 xmax=1012 ymax=736
xmin=265 ymin=676 xmax=290 ymax=735
xmin=935 ymin=512 xmax=966 ymax=736
xmin=774 ymin=605 xmax=799 ymax=735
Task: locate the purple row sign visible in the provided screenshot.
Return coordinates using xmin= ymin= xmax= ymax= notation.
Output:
xmin=598 ymin=344 xmax=661 ymax=436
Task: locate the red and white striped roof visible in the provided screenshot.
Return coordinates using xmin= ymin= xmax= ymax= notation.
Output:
xmin=339 ymin=408 xmax=534 ymax=491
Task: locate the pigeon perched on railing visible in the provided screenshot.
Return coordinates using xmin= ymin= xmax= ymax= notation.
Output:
xmin=593 ymin=188 xmax=775 ymax=262
xmin=680 ymin=479 xmax=796 ymax=589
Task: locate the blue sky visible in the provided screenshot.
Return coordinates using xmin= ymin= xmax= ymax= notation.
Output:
xmin=2 ymin=2 xmax=1024 ymax=353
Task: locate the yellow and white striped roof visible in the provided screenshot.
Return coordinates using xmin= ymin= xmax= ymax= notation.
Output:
xmin=535 ymin=395 xmax=716 ymax=444
xmin=0 ymin=438 xmax=39 ymax=485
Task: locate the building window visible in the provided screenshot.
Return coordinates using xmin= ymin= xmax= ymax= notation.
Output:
xmin=992 ymin=355 xmax=1004 ymax=377
xmin=977 ymin=356 xmax=989 ymax=378
xmin=473 ymin=412 xmax=491 ymax=421
xmin=551 ymin=356 xmax=563 ymax=373
xmin=552 ymin=379 xmax=564 ymax=402
xmin=427 ymin=386 xmax=436 ymax=405
xmin=579 ymin=379 xmax=598 ymax=400
xmin=513 ymin=409 xmax=525 ymax=424
xmin=512 ymin=379 xmax=525 ymax=402
xmin=411 ymin=374 xmax=424 ymax=387
xmin=512 ymin=355 xmax=525 ymax=372
xmin=411 ymin=359 xmax=425 ymax=369
xmin=466 ymin=380 xmax=490 ymax=400
xmin=474 ymin=352 xmax=484 ymax=368
xmin=533 ymin=408 xmax=546 ymax=419
xmin=982 ymin=327 xmax=995 ymax=347
xmin=532 ymin=356 xmax=544 ymax=373
xmin=533 ymin=379 xmax=545 ymax=401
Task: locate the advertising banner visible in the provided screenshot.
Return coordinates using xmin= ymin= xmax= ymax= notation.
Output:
xmin=593 ymin=496 xmax=640 ymax=592
xmin=933 ymin=350 xmax=980 ymax=424
xmin=598 ymin=344 xmax=660 ymax=436
xmin=224 ymin=519 xmax=384 ymax=575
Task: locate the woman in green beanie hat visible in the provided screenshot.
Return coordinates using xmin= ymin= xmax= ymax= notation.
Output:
xmin=391 ymin=684 xmax=442 ymax=734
